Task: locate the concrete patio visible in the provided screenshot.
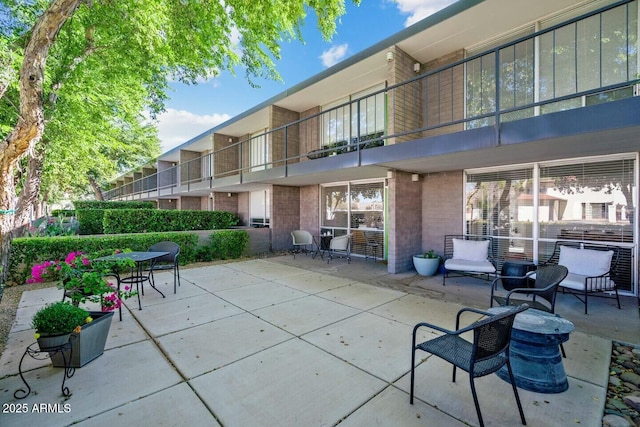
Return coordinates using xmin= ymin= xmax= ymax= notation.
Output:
xmin=1 ymin=255 xmax=638 ymax=426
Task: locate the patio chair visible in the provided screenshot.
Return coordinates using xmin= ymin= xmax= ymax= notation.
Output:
xmin=410 ymin=304 xmax=528 ymax=427
xmin=351 ymin=230 xmax=379 ymax=261
xmin=145 ymin=241 xmax=181 ymax=294
xmin=490 ymin=265 xmax=568 ymax=313
xmin=442 ymin=235 xmax=497 ymax=286
xmin=491 ymin=264 xmax=569 ymax=358
xmin=326 ymin=234 xmax=351 ymax=264
xmin=291 ymin=230 xmax=313 ymax=258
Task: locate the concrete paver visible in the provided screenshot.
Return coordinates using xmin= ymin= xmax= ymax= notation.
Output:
xmin=1 ymin=255 xmax=638 ymax=426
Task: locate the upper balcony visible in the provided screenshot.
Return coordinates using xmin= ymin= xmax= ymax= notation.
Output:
xmin=106 ymin=0 xmax=640 ymax=201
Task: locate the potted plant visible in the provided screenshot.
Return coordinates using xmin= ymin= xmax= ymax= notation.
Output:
xmin=32 ymin=302 xmax=91 ymax=351
xmin=413 ymin=250 xmax=442 ymax=276
xmin=27 ymin=251 xmax=136 ymax=367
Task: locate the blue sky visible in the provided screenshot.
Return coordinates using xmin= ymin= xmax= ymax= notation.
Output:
xmin=156 ymin=0 xmax=458 ymax=152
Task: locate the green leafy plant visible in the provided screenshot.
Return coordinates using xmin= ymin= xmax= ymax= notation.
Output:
xmin=28 ymin=251 xmax=137 ymax=311
xmin=32 ymin=301 xmax=90 ymax=336
xmin=417 ymin=250 xmax=441 ymax=259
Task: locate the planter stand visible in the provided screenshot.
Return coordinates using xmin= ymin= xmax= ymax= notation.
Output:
xmin=50 ymin=311 xmax=113 ymax=368
xmin=14 ymin=337 xmax=76 ymax=399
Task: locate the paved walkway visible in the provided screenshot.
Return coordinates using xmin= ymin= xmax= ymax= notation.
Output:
xmin=1 ymin=256 xmax=638 ymax=426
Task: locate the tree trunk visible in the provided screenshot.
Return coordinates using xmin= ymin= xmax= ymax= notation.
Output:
xmin=88 ymin=175 xmax=105 ymax=201
xmin=0 ymin=0 xmax=82 ymax=282
xmin=15 ymin=141 xmax=47 ymax=229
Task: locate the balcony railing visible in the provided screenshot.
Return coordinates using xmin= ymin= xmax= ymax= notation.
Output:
xmin=105 ymin=0 xmax=639 ymax=201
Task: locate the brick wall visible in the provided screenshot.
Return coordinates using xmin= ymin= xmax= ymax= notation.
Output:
xmin=423 ymin=49 xmax=465 ymax=137
xmin=270 ymin=106 xmax=300 ymax=166
xmin=180 ymin=150 xmax=201 ymax=183
xmin=213 ymin=133 xmax=239 ymax=177
xmin=300 ymin=185 xmax=320 ymax=233
xmin=387 ymin=171 xmax=422 ymax=273
xmin=300 ymin=106 xmax=321 ymax=160
xmin=270 ymin=185 xmax=300 ymax=251
xmin=212 ymin=192 xmax=238 ymax=215
xmin=180 ymin=196 xmax=201 ymax=210
xmin=423 ymin=171 xmax=464 ymax=255
xmin=387 ymin=46 xmax=423 ymax=145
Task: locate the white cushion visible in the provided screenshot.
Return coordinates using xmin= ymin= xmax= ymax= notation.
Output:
xmin=558 ymin=246 xmax=613 ymax=277
xmin=559 ymin=273 xmax=615 ymax=291
xmin=444 ymin=258 xmax=496 ymax=273
xmin=452 ymin=238 xmax=490 ymax=262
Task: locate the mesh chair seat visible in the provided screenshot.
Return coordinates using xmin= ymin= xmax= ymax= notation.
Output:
xmin=417 ymin=335 xmax=508 ymax=377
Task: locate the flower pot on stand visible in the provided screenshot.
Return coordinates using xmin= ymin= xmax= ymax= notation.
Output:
xmin=50 ymin=311 xmax=113 ymax=368
xmin=37 ymin=333 xmax=72 ymax=352
xmin=413 ymin=255 xmax=441 ymax=276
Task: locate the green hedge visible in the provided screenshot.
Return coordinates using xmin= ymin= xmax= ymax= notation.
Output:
xmin=8 ymin=232 xmax=199 ymax=286
xmin=51 ymin=209 xmax=76 ymax=217
xmin=103 ymin=210 xmax=238 ymax=234
xmin=75 ymin=201 xmax=155 ymax=234
xmin=77 ymin=209 xmax=106 ymax=235
xmin=73 ymin=201 xmax=155 ymax=210
xmin=196 ymin=230 xmax=249 ymax=261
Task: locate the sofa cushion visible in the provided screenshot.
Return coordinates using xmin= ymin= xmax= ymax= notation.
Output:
xmin=444 ymin=258 xmax=496 ymax=273
xmin=558 ymin=246 xmax=613 ymax=277
xmin=559 ymin=272 xmax=615 ymax=291
xmin=452 ymin=238 xmax=490 ymax=262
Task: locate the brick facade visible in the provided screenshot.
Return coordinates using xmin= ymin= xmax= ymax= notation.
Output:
xmin=270 ymin=185 xmax=300 ymax=251
xmin=423 ymin=171 xmax=464 ymax=256
xmin=387 ymin=171 xmax=422 ymax=273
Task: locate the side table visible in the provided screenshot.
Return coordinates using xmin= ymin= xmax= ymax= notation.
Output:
xmin=14 ymin=338 xmax=76 ymax=399
xmin=489 ymin=307 xmax=574 ymax=393
xmin=501 ymin=259 xmax=536 ymax=290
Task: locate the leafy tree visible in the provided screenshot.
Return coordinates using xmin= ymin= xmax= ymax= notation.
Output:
xmin=0 ymin=0 xmax=358 ymax=279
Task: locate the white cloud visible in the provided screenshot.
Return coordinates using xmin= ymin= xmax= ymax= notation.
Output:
xmin=394 ymin=0 xmax=458 ymax=27
xmin=155 ymin=108 xmax=231 ymax=152
xmin=320 ymin=43 xmax=349 ymax=68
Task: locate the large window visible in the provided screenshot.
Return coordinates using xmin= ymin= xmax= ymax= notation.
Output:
xmin=250 ymin=189 xmax=270 ymax=228
xmin=466 ymin=155 xmax=637 ymax=293
xmin=321 ymin=180 xmax=385 ymax=258
xmin=321 ymin=85 xmax=385 ymax=146
xmin=466 ymin=0 xmax=639 ymax=124
xmin=250 ymin=130 xmax=269 ymax=172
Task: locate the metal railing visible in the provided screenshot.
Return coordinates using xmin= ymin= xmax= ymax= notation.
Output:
xmin=105 ymin=0 xmax=639 ymax=200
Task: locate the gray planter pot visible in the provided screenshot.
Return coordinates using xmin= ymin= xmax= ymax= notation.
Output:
xmin=37 ymin=333 xmax=72 ymax=352
xmin=50 ymin=311 xmax=113 ymax=368
xmin=413 ymin=255 xmax=441 ymax=276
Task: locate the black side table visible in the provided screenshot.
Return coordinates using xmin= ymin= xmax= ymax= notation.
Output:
xmin=14 ymin=338 xmax=76 ymax=399
xmin=501 ymin=260 xmax=537 ymax=290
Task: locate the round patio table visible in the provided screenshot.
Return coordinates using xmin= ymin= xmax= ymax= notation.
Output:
xmin=488 ymin=307 xmax=574 ymax=393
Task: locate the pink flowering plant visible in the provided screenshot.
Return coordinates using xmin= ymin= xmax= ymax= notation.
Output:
xmin=28 ymin=251 xmax=137 ymax=312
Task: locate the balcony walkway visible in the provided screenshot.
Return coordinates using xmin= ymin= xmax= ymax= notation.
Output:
xmin=1 ymin=255 xmax=638 ymax=426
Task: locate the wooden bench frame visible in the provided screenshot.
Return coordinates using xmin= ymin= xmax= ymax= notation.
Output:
xmin=540 ymin=240 xmax=621 ymax=314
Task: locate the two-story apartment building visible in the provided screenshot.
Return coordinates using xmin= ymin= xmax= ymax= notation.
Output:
xmin=107 ymin=0 xmax=640 ymax=297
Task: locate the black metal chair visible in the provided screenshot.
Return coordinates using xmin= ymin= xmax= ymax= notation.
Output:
xmin=490 ymin=265 xmax=568 ymax=313
xmin=410 ymin=304 xmax=528 ymax=427
xmin=145 ymin=241 xmax=181 ymax=294
xmin=490 ymin=264 xmax=569 ymax=358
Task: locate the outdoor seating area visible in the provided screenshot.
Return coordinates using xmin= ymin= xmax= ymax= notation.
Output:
xmin=1 ymin=255 xmax=638 ymax=426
